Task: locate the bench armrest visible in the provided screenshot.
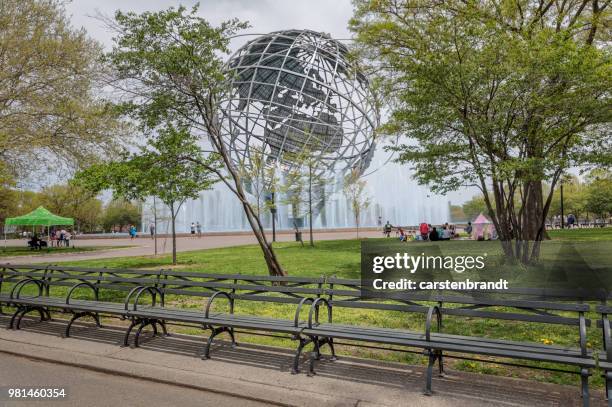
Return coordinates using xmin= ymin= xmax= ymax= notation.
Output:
xmin=205 ymin=291 xmax=233 ymax=318
xmin=66 ymin=282 xmax=99 ymax=305
xmin=10 ymin=278 xmax=45 ymax=300
xmin=133 ymin=286 xmax=164 ymax=311
xmin=425 ymin=306 xmax=442 ymax=341
xmin=603 ymin=315 xmax=612 ymax=362
xmin=293 ymin=297 xmax=314 ymax=327
xmin=124 ymin=286 xmax=145 ymax=310
xmin=308 ymin=298 xmax=332 ymax=328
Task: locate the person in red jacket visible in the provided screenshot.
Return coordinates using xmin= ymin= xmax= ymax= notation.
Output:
xmin=419 ymin=222 xmax=429 ymax=240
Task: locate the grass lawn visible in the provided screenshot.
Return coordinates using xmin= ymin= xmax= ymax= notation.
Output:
xmin=548 ymin=227 xmax=612 ymax=241
xmin=0 ymin=246 xmax=119 ymax=257
xmin=13 ymin=227 xmax=612 ymax=388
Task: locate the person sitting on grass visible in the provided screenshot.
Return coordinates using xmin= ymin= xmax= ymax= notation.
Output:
xmin=429 ymin=227 xmax=440 ymax=241
xmin=28 ymin=234 xmax=40 ymax=250
xmin=398 ymin=227 xmax=406 ymax=242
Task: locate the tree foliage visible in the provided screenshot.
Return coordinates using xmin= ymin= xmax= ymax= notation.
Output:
xmin=0 ymin=0 xmax=125 ymax=180
xmin=102 ymin=199 xmax=141 ymax=232
xmin=343 ymin=169 xmax=371 ymax=238
xmin=351 ymin=0 xmax=611 ymax=262
xmin=105 ymin=5 xmax=287 ymax=275
xmin=76 ymin=124 xmax=219 ymax=264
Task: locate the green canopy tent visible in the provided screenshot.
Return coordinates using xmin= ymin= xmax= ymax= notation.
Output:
xmin=4 ymin=206 xmax=74 ymax=248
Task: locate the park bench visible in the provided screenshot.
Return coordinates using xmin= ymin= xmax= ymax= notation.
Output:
xmin=125 ymin=270 xmax=326 ymax=372
xmin=0 ymin=265 xmax=601 ymax=404
xmin=596 ymin=304 xmax=612 ymax=406
xmin=0 ymin=264 xmax=166 ymax=339
xmin=302 ymin=278 xmax=596 ymax=406
xmin=0 ymin=265 xmax=327 ymax=373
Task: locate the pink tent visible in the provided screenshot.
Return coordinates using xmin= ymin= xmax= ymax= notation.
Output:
xmin=472 ymin=213 xmax=495 ymax=240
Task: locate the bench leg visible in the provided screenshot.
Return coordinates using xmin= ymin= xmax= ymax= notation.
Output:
xmin=438 ymin=350 xmax=445 ymax=377
xmin=581 ymin=368 xmax=590 ymax=407
xmin=64 ymin=312 xmax=101 ymax=338
xmin=123 ymin=318 xmax=140 ymax=347
xmin=202 ymin=326 xmax=236 ymax=360
xmin=8 ymin=306 xmax=24 ymax=329
xmin=423 ymin=349 xmax=440 ymax=396
xmin=606 ymin=372 xmax=612 ymax=407
xmin=157 ymin=320 xmax=169 ymax=337
xmin=134 ymin=319 xmax=150 ymax=347
xmin=292 ymin=336 xmax=312 ymax=374
xmin=307 ymin=337 xmax=338 ymax=376
xmin=11 ymin=306 xmax=47 ymax=330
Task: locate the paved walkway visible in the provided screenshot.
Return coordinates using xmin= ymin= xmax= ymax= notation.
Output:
xmin=0 ymin=230 xmax=383 ymax=264
xmin=0 ymin=316 xmax=604 ymax=406
xmin=0 ymin=353 xmax=266 ymax=407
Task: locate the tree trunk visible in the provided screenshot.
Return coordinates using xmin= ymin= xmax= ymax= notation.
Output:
xmin=308 ymin=164 xmax=314 ymax=247
xmin=170 ymin=205 xmax=177 ymax=265
xmin=206 ymin=111 xmax=286 ymax=276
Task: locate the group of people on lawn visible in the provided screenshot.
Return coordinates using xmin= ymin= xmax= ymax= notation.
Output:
xmin=383 ymin=220 xmax=471 ymax=242
xmin=27 ymin=228 xmax=72 ymax=250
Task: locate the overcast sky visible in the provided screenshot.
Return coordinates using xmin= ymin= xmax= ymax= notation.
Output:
xmin=63 ymin=0 xmax=474 ymax=204
xmin=65 ymin=0 xmax=355 ymax=52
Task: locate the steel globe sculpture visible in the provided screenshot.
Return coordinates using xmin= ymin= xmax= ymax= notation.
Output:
xmin=219 ymin=29 xmax=378 ymax=179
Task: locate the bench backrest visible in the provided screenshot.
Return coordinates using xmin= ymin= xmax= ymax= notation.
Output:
xmin=0 ymin=264 xmax=325 ymax=306
xmin=0 ymin=265 xmax=591 ymax=329
xmin=0 ymin=264 xmax=163 ymax=301
xmin=327 ymin=277 xmax=591 ymax=327
xmin=159 ymin=270 xmax=325 ymax=305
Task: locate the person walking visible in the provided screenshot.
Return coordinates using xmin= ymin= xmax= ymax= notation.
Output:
xmin=196 ymin=221 xmax=202 ymax=238
xmin=383 ymin=221 xmax=392 ymax=238
xmin=129 ymin=225 xmax=137 ymax=240
xmin=149 ymin=222 xmax=155 ymax=239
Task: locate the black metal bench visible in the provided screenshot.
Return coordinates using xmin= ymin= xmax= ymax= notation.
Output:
xmin=0 ymin=265 xmax=600 ymax=404
xmin=0 ymin=265 xmax=327 ymax=373
xmin=125 ymin=270 xmax=326 ymax=372
xmin=303 ymin=278 xmax=595 ymax=406
xmin=0 ymin=264 xmax=166 ymax=339
xmin=596 ymin=305 xmax=612 ymax=406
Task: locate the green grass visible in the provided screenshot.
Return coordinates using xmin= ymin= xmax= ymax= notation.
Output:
xmin=548 ymin=227 xmax=612 ymax=241
xmin=0 ymin=246 xmax=118 ymax=257
xmin=12 ymin=227 xmax=612 ymax=388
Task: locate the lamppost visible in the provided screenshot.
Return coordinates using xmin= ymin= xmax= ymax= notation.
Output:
xmin=271 ymin=192 xmax=277 ymax=242
xmin=560 ymin=181 xmax=565 ymax=229
xmin=267 ymin=191 xmax=277 ymax=242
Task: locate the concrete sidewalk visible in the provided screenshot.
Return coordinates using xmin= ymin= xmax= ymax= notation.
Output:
xmin=0 ymin=316 xmax=604 ymax=406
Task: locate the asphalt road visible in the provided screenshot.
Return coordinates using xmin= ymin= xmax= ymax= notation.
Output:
xmin=0 ymin=353 xmax=269 ymax=407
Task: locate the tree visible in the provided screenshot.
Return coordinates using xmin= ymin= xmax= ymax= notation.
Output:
xmin=76 ymin=125 xmax=219 ymax=264
xmin=585 ymin=170 xmax=612 ymax=219
xmin=105 ymin=5 xmax=287 ymax=275
xmin=102 ymin=199 xmax=141 ymax=232
xmin=449 ymin=204 xmax=466 ymax=223
xmin=351 ymin=1 xmax=611 ymax=263
xmin=343 ymin=169 xmax=371 ymax=238
xmin=547 ymin=175 xmax=587 ymax=221
xmin=462 ymin=195 xmax=490 ymax=222
xmin=37 ymin=184 xmax=103 ymax=232
xmin=0 ymin=0 xmax=125 ymax=180
xmin=236 ymin=147 xmax=278 ymax=220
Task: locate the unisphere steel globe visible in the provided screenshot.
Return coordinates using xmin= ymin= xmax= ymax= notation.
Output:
xmin=220 ymin=29 xmax=378 ymax=177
